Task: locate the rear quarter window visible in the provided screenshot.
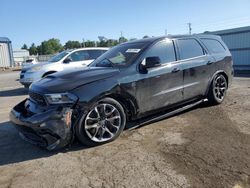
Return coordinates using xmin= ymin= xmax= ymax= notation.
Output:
xmin=201 ymin=38 xmax=226 ymax=54
xmin=177 ymin=39 xmax=205 ymax=60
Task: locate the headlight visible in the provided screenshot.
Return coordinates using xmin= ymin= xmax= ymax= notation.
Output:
xmin=27 ymin=66 xmax=42 ymax=72
xmin=45 ymin=93 xmax=78 ymax=104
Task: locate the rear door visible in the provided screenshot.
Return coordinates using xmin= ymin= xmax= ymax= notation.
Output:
xmin=176 ymin=38 xmax=213 ymax=100
xmin=136 ymin=39 xmax=184 ymax=113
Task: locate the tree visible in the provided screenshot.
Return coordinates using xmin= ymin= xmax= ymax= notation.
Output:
xmin=118 ymin=37 xmax=128 ymax=44
xmin=143 ymin=35 xmax=150 ymax=39
xmin=37 ymin=38 xmax=63 ymax=55
xmin=64 ymin=40 xmax=81 ymax=49
xmin=29 ymin=43 xmax=38 ymax=55
xmin=105 ymin=39 xmax=118 ymax=47
xmin=84 ymin=40 xmax=96 ymax=47
xmin=21 ymin=44 xmax=28 ymax=50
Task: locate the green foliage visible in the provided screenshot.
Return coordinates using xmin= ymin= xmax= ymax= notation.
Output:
xmin=25 ymin=36 xmax=131 ymax=55
xmin=29 ymin=43 xmax=38 ymax=55
xmin=21 ymin=44 xmax=28 ymax=50
xmin=83 ymin=40 xmax=96 ymax=47
xmin=119 ymin=37 xmax=128 ymax=44
xmin=37 ymin=38 xmax=63 ymax=55
xmin=64 ymin=40 xmax=82 ymax=49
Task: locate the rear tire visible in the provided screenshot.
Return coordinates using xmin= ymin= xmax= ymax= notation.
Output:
xmin=76 ymin=97 xmax=126 ymax=147
xmin=207 ymin=74 xmax=228 ymax=105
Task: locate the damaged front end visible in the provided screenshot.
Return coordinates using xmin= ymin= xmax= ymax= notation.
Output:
xmin=9 ymin=93 xmax=78 ymax=150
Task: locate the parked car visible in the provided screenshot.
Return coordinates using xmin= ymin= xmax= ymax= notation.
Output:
xmin=19 ymin=48 xmax=109 ymax=87
xmin=22 ymin=58 xmax=38 ymax=68
xmin=10 ymin=35 xmax=233 ymax=150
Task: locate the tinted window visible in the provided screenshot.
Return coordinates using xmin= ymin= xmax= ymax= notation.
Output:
xmin=88 ymin=50 xmax=107 ymax=59
xmin=178 ymin=39 xmax=204 ymax=60
xmin=201 ymin=38 xmax=226 ymax=54
xmin=69 ymin=51 xmax=90 ymax=62
xmin=145 ymin=39 xmax=176 ymax=64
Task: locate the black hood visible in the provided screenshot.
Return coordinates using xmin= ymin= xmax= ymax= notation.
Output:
xmin=30 ymin=67 xmax=120 ymax=93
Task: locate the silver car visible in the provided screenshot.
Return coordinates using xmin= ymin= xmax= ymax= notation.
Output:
xmin=20 ymin=47 xmax=109 ymax=87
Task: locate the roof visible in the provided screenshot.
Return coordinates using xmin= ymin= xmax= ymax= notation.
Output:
xmin=205 ymin=26 xmax=250 ymax=36
xmin=65 ymin=47 xmax=109 ymax=52
xmin=0 ymin=37 xmax=11 ymax=43
xmin=123 ymin=34 xmax=221 ymax=45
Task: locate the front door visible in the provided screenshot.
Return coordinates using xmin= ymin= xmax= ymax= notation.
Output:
xmin=63 ymin=50 xmax=93 ymax=70
xmin=136 ymin=39 xmax=184 ymax=114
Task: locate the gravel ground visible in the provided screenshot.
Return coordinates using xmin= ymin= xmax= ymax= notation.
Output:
xmin=0 ymin=72 xmax=249 ymax=188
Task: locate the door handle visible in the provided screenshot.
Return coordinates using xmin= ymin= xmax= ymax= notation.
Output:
xmin=171 ymin=67 xmax=180 ymax=73
xmin=207 ymin=61 xmax=213 ymax=65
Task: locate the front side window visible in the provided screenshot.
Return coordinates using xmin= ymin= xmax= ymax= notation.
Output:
xmin=49 ymin=51 xmax=70 ymax=62
xmin=68 ymin=51 xmax=90 ymax=62
xmin=178 ymin=39 xmax=204 ymax=60
xmin=201 ymin=38 xmax=226 ymax=54
xmin=144 ymin=39 xmax=176 ymax=64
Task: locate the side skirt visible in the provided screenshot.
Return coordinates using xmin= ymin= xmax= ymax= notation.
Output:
xmin=127 ymin=98 xmax=208 ymax=130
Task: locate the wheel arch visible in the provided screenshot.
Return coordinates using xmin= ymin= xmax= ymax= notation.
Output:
xmin=42 ymin=71 xmax=57 ymax=78
xmin=205 ymin=70 xmax=229 ymax=96
xmin=104 ymin=93 xmax=138 ymax=121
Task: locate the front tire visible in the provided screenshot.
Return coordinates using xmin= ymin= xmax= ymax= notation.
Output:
xmin=76 ymin=98 xmax=126 ymax=147
xmin=207 ymin=74 xmax=228 ymax=105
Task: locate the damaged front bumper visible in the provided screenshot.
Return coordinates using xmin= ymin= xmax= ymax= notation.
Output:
xmin=9 ymin=99 xmax=74 ymax=150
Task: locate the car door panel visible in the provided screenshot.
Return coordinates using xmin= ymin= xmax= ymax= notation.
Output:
xmin=135 ymin=39 xmax=184 ymax=114
xmin=182 ymin=55 xmax=212 ymax=99
xmin=176 ymin=38 xmax=212 ymax=100
xmin=136 ymin=62 xmax=183 ymax=114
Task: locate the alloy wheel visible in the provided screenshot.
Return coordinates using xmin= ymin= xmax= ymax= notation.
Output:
xmin=213 ymin=75 xmax=227 ymax=101
xmin=84 ymin=103 xmax=121 ymax=142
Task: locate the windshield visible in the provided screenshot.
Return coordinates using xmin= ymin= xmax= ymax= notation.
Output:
xmin=48 ymin=51 xmax=70 ymax=62
xmin=90 ymin=42 xmax=148 ymax=67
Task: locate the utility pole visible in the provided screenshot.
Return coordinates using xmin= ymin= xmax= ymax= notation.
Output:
xmin=82 ymin=38 xmax=85 ymax=48
xmin=165 ymin=29 xmax=168 ymax=35
xmin=120 ymin=31 xmax=123 ymax=38
xmin=187 ymin=23 xmax=192 ymax=35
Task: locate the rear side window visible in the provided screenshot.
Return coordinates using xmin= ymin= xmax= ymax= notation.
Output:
xmin=177 ymin=39 xmax=204 ymax=60
xmin=88 ymin=50 xmax=107 ymax=59
xmin=145 ymin=39 xmax=176 ymax=64
xmin=201 ymin=38 xmax=226 ymax=54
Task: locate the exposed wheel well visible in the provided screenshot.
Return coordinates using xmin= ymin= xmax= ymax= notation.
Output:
xmin=105 ymin=94 xmax=138 ymax=121
xmin=42 ymin=71 xmax=57 ymax=78
xmin=206 ymin=71 xmax=229 ymax=96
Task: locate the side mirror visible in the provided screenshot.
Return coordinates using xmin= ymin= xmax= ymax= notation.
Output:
xmin=145 ymin=56 xmax=161 ymax=68
xmin=63 ymin=57 xmax=72 ymax=64
xmin=139 ymin=57 xmax=161 ymax=74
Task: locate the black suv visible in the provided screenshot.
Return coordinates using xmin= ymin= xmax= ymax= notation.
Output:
xmin=10 ymin=35 xmax=233 ymax=150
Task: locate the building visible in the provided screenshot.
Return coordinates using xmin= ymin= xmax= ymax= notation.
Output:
xmin=207 ymin=26 xmax=250 ymax=71
xmin=0 ymin=37 xmax=14 ymax=67
xmin=13 ymin=49 xmax=30 ymax=66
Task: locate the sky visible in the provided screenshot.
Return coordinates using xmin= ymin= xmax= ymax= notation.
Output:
xmin=1 ymin=0 xmax=250 ymax=49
